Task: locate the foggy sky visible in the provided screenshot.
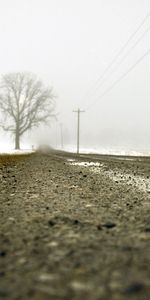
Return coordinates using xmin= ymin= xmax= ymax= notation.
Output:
xmin=0 ymin=0 xmax=150 ymax=153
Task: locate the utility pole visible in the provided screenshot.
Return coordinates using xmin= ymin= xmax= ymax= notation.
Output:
xmin=55 ymin=120 xmax=58 ymax=149
xmin=73 ymin=108 xmax=85 ymax=154
xmin=59 ymin=123 xmax=64 ymax=149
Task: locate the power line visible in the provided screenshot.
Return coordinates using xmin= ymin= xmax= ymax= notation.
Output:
xmin=83 ymin=11 xmax=150 ymax=100
xmin=86 ymin=48 xmax=150 ymax=111
xmin=94 ymin=25 xmax=150 ymax=93
xmin=97 ymin=12 xmax=150 ymax=79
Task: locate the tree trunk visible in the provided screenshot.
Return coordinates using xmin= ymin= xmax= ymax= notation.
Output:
xmin=15 ymin=129 xmax=20 ymax=150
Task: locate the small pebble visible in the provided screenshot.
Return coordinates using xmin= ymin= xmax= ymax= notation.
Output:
xmin=102 ymin=222 xmax=116 ymax=229
xmin=97 ymin=224 xmax=102 ymax=230
xmin=123 ymin=283 xmax=145 ymax=295
xmin=48 ymin=220 xmax=55 ymax=227
xmin=0 ymin=251 xmax=7 ymax=257
xmin=73 ymin=219 xmax=80 ymax=225
xmin=144 ymin=227 xmax=150 ymax=232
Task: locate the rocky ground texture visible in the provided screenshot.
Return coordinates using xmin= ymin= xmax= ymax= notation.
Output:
xmin=0 ymin=151 xmax=150 ymax=300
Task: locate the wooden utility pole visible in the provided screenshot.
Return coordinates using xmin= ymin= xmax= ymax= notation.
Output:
xmin=59 ymin=123 xmax=64 ymax=149
xmin=73 ymin=108 xmax=85 ymax=154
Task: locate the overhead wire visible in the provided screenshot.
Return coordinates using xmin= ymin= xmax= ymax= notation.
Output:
xmin=83 ymin=11 xmax=150 ymax=100
xmin=86 ymin=48 xmax=150 ymax=111
xmin=93 ymin=25 xmax=150 ymax=93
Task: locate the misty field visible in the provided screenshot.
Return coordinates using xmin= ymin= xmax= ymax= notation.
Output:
xmin=0 ymin=151 xmax=150 ymax=300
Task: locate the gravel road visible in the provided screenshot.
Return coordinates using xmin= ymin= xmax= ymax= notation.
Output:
xmin=0 ymin=151 xmax=150 ymax=300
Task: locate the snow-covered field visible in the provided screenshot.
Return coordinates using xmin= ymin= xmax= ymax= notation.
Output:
xmin=0 ymin=148 xmax=35 ymax=155
xmin=1 ymin=143 xmax=150 ymax=157
xmin=64 ymin=145 xmax=150 ymax=157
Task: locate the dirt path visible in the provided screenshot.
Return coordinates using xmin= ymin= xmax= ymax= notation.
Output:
xmin=0 ymin=152 xmax=150 ymax=300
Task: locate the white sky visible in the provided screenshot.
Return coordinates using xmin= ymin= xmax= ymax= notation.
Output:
xmin=0 ymin=0 xmax=150 ymax=152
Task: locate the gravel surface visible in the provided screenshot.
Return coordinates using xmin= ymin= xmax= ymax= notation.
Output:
xmin=0 ymin=151 xmax=150 ymax=300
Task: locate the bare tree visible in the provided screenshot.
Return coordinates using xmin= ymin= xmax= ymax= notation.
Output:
xmin=0 ymin=72 xmax=55 ymax=149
